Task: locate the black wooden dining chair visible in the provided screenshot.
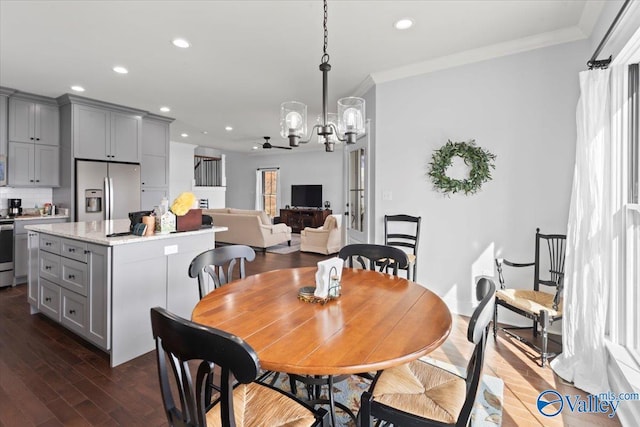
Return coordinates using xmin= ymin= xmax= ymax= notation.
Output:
xmin=383 ymin=214 xmax=421 ymax=281
xmin=360 ymin=278 xmax=496 ymax=427
xmin=150 ymin=307 xmax=328 ymax=427
xmin=188 ymin=245 xmax=256 ymax=299
xmin=338 ymin=243 xmax=409 ymax=275
xmin=287 ymin=244 xmax=410 ymax=426
xmin=494 ymin=228 xmax=566 ymax=367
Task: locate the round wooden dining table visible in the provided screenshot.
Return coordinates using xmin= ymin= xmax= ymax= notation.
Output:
xmin=191 ymin=267 xmax=452 ymax=376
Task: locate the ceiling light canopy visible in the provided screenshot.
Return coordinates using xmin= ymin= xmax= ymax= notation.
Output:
xmin=225 ymin=126 xmax=233 ymax=131
xmin=181 ymin=133 xmax=188 ymax=138
xmin=71 ymin=85 xmax=85 ymax=92
xmin=394 ymin=18 xmax=414 ymax=30
xmin=280 ymin=0 xmax=365 ymax=152
xmin=172 ymin=38 xmax=190 ymax=48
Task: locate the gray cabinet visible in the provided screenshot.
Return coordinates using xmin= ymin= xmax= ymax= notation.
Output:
xmin=27 ymin=231 xmax=39 ymax=306
xmin=8 ymin=141 xmax=59 ymax=187
xmin=141 ymin=115 xmax=171 ymax=210
xmin=8 ymin=97 xmax=59 ymax=146
xmin=15 ymin=217 xmax=68 ymax=284
xmin=73 ymin=103 xmax=141 ymax=162
xmin=0 ymin=89 xmax=12 ymax=157
xmin=34 ymin=233 xmax=109 ymax=349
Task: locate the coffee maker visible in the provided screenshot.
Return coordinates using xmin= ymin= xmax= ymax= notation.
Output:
xmin=8 ymin=198 xmax=22 ymax=217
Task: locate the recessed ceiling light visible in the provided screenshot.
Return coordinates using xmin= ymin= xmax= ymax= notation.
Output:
xmin=225 ymin=126 xmax=233 ymax=131
xmin=71 ymin=85 xmax=85 ymax=92
xmin=181 ymin=133 xmax=189 ymax=138
xmin=172 ymin=38 xmax=191 ymax=48
xmin=252 ymin=146 xmax=259 ymax=150
xmin=394 ymin=18 xmax=413 ymax=30
xmin=160 ymin=106 xmax=171 ymax=112
xmin=202 ymin=131 xmax=208 ymax=135
xmin=113 ymin=66 xmax=129 ymax=74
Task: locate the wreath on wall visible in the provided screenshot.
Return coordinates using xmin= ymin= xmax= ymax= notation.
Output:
xmin=427 ymin=139 xmax=496 ymax=195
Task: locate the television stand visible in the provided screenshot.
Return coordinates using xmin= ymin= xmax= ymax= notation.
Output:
xmin=280 ymin=208 xmax=332 ymax=233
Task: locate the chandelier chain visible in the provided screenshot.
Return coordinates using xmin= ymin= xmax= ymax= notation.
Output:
xmin=322 ymin=0 xmax=329 ymax=64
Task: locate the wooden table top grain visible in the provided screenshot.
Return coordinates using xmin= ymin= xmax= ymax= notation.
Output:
xmin=191 ymin=267 xmax=452 ymax=376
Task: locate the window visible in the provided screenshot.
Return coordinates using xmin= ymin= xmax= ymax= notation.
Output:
xmin=255 ymin=168 xmax=279 ymax=217
xmin=262 ymin=169 xmax=278 ymax=218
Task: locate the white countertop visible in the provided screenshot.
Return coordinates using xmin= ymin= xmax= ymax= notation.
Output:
xmin=14 ymin=214 xmax=70 ymax=221
xmin=25 ymin=219 xmax=228 ymax=246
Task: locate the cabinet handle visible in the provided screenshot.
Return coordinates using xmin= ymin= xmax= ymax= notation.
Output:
xmin=36 ymin=137 xmax=40 ymax=141
xmin=69 ymin=309 xmax=76 ymax=315
xmin=44 ymin=265 xmax=52 ymax=270
xmin=84 ymin=250 xmax=90 ymax=254
xmin=45 ymin=242 xmax=52 ymax=246
xmin=45 ymin=297 xmax=51 ymax=302
xmin=36 ymin=180 xmax=40 ymax=182
xmin=68 ymin=274 xmax=75 ymax=280
xmin=30 ymin=179 xmax=34 ymax=182
xmin=68 ymin=248 xmax=76 ymax=253
xmin=30 ymin=137 xmax=34 ymax=140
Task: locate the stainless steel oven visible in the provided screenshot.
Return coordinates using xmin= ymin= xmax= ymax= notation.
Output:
xmin=0 ymin=218 xmax=14 ymax=288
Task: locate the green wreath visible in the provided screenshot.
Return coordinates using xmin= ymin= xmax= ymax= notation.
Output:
xmin=427 ymin=139 xmax=496 ymax=195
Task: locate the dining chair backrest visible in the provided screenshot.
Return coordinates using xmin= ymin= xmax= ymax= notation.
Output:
xmin=150 ymin=307 xmax=259 ymax=427
xmin=188 ymin=245 xmax=256 ymax=299
xmin=384 ymin=214 xmax=421 ymax=281
xmin=338 ymin=243 xmax=409 ymax=276
xmin=457 ymin=277 xmax=496 ymax=425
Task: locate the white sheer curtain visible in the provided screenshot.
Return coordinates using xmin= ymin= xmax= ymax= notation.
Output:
xmin=255 ymin=169 xmax=263 ymax=211
xmin=550 ymin=69 xmax=612 ymax=394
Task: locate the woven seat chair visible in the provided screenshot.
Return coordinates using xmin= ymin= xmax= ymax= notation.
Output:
xmin=383 ymin=214 xmax=421 ymax=281
xmin=150 ymin=307 xmax=328 ymax=427
xmin=494 ymin=228 xmax=566 ymax=367
xmin=360 ymin=278 xmax=496 ymax=427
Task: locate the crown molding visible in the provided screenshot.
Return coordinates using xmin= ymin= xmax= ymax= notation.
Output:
xmin=371 ymin=26 xmax=588 ymax=85
xmin=353 ymin=74 xmax=376 ymax=98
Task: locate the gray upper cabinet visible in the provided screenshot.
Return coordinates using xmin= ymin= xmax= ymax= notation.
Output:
xmin=0 ymin=88 xmax=13 ymax=156
xmin=141 ymin=117 xmax=170 ymax=187
xmin=9 ymin=97 xmax=59 ymax=146
xmin=73 ymin=103 xmax=141 ymax=163
xmin=8 ymin=141 xmax=59 ymax=187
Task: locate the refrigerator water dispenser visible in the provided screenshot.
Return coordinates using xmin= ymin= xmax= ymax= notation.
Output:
xmin=85 ymin=189 xmax=103 ymax=213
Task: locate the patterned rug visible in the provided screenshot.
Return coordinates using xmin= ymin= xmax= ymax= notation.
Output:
xmin=272 ymin=358 xmax=503 ymax=426
xmin=266 ymin=234 xmax=301 ymax=254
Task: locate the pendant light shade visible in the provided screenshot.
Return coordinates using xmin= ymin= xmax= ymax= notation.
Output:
xmin=338 ymin=97 xmax=365 ymax=143
xmin=280 ymin=101 xmax=307 ymax=146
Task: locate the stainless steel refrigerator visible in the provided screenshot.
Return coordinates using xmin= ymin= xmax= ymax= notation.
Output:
xmin=75 ymin=160 xmax=141 ymax=222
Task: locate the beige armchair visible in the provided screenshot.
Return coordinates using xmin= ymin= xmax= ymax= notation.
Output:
xmin=300 ymin=214 xmax=342 ymax=255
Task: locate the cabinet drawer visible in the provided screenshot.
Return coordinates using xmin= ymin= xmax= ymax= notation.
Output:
xmin=39 ymin=278 xmax=61 ymax=321
xmin=61 ymin=288 xmax=87 ymax=335
xmin=40 ymin=235 xmax=61 ymax=255
xmin=60 ymin=257 xmax=88 ymax=296
xmin=39 ymin=251 xmax=61 ymax=283
xmin=61 ymin=239 xmax=88 ymax=263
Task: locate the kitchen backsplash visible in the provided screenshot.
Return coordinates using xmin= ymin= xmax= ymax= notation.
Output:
xmin=0 ymin=187 xmax=53 ymax=210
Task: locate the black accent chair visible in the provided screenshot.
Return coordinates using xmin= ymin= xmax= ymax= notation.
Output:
xmin=360 ymin=278 xmax=496 ymax=427
xmin=287 ymin=244 xmax=409 ymax=426
xmin=150 ymin=307 xmax=328 ymax=427
xmin=338 ymin=243 xmax=409 ymax=275
xmin=188 ymin=245 xmax=256 ymax=299
xmin=383 ymin=214 xmax=421 ymax=281
xmin=494 ymin=228 xmax=566 ymax=367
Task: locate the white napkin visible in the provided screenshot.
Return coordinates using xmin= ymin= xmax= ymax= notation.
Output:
xmin=314 ymin=257 xmax=344 ymax=299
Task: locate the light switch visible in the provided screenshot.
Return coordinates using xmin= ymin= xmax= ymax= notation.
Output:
xmin=164 ymin=245 xmax=178 ymax=255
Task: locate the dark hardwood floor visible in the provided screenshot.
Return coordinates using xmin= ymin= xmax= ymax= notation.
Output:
xmin=0 ymin=250 xmax=620 ymax=426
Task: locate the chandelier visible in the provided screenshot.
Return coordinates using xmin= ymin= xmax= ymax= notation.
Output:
xmin=280 ymin=0 xmax=366 ymax=152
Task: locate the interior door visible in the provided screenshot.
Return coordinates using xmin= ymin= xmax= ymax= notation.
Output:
xmin=344 ymin=121 xmax=370 ymax=244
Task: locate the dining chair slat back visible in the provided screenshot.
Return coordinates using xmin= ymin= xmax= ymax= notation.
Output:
xmin=188 ymin=245 xmax=256 ymax=299
xmin=338 ymin=243 xmax=409 ymax=276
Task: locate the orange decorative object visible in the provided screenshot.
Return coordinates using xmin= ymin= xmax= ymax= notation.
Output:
xmin=176 ymin=209 xmax=202 ymax=231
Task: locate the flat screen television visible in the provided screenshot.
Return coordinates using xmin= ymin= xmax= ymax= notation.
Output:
xmin=291 ymin=185 xmax=322 ymax=208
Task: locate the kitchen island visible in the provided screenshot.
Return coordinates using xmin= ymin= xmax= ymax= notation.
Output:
xmin=25 ymin=219 xmax=227 ymax=367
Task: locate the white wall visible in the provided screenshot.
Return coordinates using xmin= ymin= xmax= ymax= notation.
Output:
xmin=225 ymin=149 xmax=344 ymax=213
xmin=374 ymin=39 xmax=589 ymax=316
xmin=169 ymin=141 xmax=196 ymax=204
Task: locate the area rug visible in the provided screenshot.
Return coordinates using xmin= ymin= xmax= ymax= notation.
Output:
xmin=271 ymin=358 xmax=503 ymax=426
xmin=266 ymin=234 xmax=301 ymax=254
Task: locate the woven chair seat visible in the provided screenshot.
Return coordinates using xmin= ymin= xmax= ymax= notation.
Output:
xmin=371 ymin=359 xmax=466 ymax=424
xmin=207 ymin=382 xmax=317 ymax=427
xmin=496 ymin=288 xmax=562 ymax=317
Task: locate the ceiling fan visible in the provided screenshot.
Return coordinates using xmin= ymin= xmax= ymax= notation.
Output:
xmin=261 ymin=136 xmax=291 ymax=150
